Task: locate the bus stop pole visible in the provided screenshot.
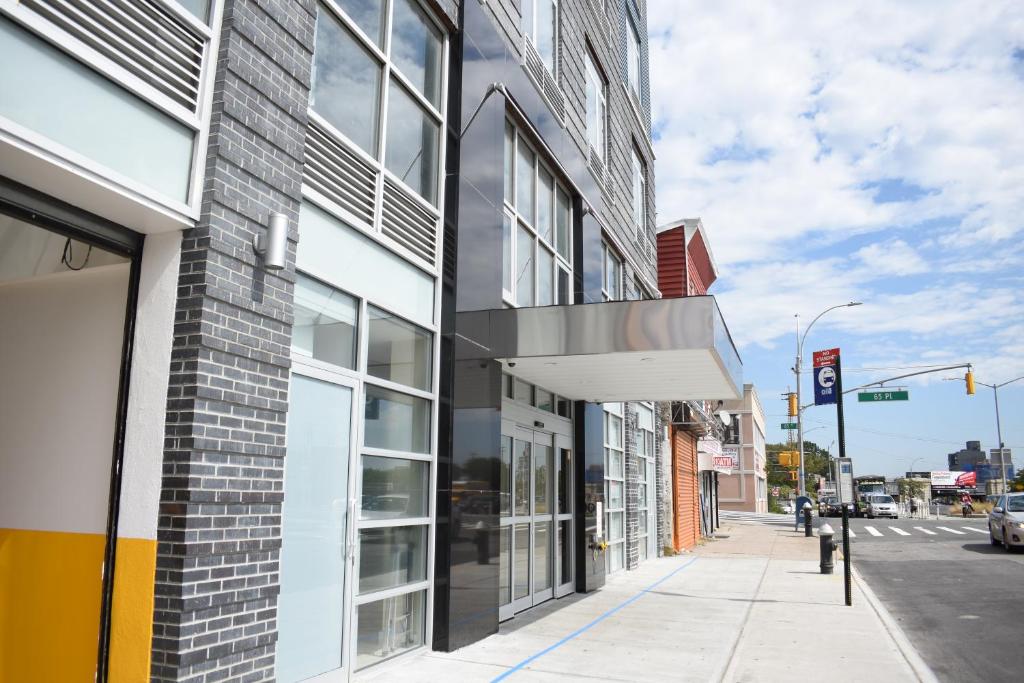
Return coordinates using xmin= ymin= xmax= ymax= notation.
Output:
xmin=836 ymin=355 xmax=852 ymax=606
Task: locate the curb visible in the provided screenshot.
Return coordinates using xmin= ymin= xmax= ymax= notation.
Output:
xmin=851 ymin=565 xmax=939 ymax=683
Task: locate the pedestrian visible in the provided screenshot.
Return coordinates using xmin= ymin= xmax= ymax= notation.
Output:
xmin=960 ymin=493 xmax=973 ymax=517
xmin=910 ymin=499 xmax=918 ymax=517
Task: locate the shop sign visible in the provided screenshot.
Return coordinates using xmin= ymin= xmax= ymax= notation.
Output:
xmin=697 ymin=437 xmax=722 ymax=457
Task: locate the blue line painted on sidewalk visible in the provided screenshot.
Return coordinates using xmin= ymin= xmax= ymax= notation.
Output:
xmin=490 ymin=557 xmax=699 ymax=682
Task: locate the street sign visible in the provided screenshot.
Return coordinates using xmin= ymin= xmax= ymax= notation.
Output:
xmin=813 ymin=347 xmax=840 ymax=368
xmin=781 ymin=422 xmax=798 ymax=429
xmin=857 ymin=390 xmax=909 ymax=402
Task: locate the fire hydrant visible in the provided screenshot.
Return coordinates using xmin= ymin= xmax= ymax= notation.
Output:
xmin=819 ymin=523 xmax=837 ymax=574
xmin=803 ymin=502 xmax=813 ymax=537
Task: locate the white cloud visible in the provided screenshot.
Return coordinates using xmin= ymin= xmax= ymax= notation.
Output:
xmin=649 ymin=0 xmax=1024 ymax=265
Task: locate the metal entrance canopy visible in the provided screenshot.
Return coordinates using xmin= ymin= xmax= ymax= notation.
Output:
xmin=455 ymin=296 xmax=742 ymax=402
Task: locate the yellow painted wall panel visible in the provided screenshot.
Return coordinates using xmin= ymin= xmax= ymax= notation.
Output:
xmin=108 ymin=537 xmax=157 ymax=682
xmin=0 ymin=528 xmax=105 ymax=682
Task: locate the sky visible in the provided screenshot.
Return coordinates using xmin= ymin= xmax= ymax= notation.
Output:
xmin=648 ymin=0 xmax=1024 ymax=478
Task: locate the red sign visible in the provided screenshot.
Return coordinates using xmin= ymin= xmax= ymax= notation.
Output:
xmin=956 ymin=471 xmax=977 ymax=487
xmin=813 ymin=348 xmax=840 ymax=368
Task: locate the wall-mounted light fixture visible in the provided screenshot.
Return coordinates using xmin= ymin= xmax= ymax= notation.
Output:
xmin=253 ymin=212 xmax=288 ymax=270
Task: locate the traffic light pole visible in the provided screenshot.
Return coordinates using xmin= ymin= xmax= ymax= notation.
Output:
xmin=835 ymin=355 xmax=852 ymax=606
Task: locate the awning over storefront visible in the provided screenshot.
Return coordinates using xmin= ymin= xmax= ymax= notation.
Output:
xmin=455 ymin=296 xmax=742 ymax=402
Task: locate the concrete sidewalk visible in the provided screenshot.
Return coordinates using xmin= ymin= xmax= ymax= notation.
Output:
xmin=361 ymin=521 xmax=935 ymax=682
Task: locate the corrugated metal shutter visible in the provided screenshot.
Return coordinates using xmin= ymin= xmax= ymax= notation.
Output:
xmin=672 ymin=428 xmax=700 ymax=551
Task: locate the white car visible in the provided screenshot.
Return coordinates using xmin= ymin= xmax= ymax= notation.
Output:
xmin=989 ymin=493 xmax=1024 ymax=551
xmin=867 ymin=494 xmax=899 ymax=519
xmin=783 ymin=503 xmax=794 ymax=514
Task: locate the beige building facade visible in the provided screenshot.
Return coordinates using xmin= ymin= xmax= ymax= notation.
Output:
xmin=718 ymin=384 xmax=768 ymax=513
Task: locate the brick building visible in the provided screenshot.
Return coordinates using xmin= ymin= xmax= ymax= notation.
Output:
xmin=718 ymin=384 xmax=769 ymax=513
xmin=0 ymin=1 xmax=741 ymax=680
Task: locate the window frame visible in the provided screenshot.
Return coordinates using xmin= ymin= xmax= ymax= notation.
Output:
xmin=522 ymin=0 xmax=560 ymax=76
xmin=309 ymin=0 xmax=450 ymax=260
xmin=625 ymin=13 xmax=641 ymax=99
xmin=601 ymin=240 xmax=623 ymax=301
xmin=631 ymin=146 xmax=647 ymax=241
xmin=604 ymin=403 xmax=625 ymax=573
xmin=584 ymin=48 xmax=607 ymax=162
xmin=503 ymin=118 xmax=574 ymax=308
xmin=287 ymin=266 xmax=440 ymax=671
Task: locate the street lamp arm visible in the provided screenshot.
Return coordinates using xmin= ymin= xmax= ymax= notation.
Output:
xmin=995 ymin=375 xmax=1024 ymax=390
xmin=799 ymin=303 xmax=857 ymax=353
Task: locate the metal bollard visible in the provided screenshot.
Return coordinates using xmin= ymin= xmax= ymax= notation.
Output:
xmin=803 ymin=502 xmax=813 ymax=537
xmin=819 ymin=523 xmax=836 ymax=574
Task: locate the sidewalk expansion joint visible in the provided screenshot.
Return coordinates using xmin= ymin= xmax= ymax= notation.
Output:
xmin=489 ymin=557 xmax=699 ymax=682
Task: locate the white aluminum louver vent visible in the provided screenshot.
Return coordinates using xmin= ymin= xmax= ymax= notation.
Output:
xmin=381 ymin=178 xmax=438 ymax=265
xmin=304 ymin=121 xmax=377 ymax=227
xmin=523 ymin=39 xmax=567 ymax=122
xmin=23 ymin=0 xmax=206 ymax=111
xmin=588 ymin=147 xmax=605 ymax=185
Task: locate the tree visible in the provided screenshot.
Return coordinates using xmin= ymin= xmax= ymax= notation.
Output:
xmin=1012 ymin=469 xmax=1024 ymax=492
xmin=897 ymin=478 xmax=927 ymax=501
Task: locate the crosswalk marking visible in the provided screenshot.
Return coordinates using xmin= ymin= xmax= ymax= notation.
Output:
xmin=888 ymin=526 xmax=910 ymax=536
xmin=914 ymin=527 xmax=936 ymax=535
xmin=962 ymin=527 xmax=987 ymax=534
xmin=864 ymin=526 xmax=883 ymax=536
xmin=936 ymin=526 xmax=966 ymax=535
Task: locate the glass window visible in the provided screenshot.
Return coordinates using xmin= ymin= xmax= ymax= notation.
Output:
xmin=516 ymin=139 xmax=536 ymax=224
xmin=514 ymin=378 xmax=533 ymax=404
xmin=502 ymin=213 xmax=513 ymax=294
xmin=356 ymin=590 xmax=424 ymax=669
xmin=336 ymin=0 xmax=386 ymax=45
xmin=632 ymin=148 xmax=646 ymax=234
xmin=364 ymin=384 xmax=431 ymax=453
xmin=360 ymin=456 xmax=429 ymax=519
xmin=535 ymin=443 xmax=552 ymax=513
xmin=608 ymin=510 xmax=623 ymax=539
xmin=499 ymin=527 xmax=511 ymax=605
xmin=608 ymin=542 xmax=624 ymax=571
xmin=358 ymin=525 xmax=427 ymax=593
xmin=534 ymin=520 xmax=552 ymax=591
xmin=608 ymin=481 xmax=622 ymax=509
xmin=626 ymin=18 xmax=641 ymax=97
xmin=385 ymin=81 xmax=440 ymax=204
xmin=603 ymin=243 xmax=622 ymax=300
xmin=523 ymin=0 xmax=557 ymax=73
xmin=535 ymin=388 xmax=553 ymax=412
xmin=177 ymin=0 xmax=210 ymax=23
xmin=514 ymin=524 xmax=530 ymax=598
xmin=292 ymin=275 xmax=359 ymax=370
xmin=556 ymin=396 xmax=571 ymax=418
xmin=538 ymin=168 xmax=554 ymax=244
xmin=606 ymin=413 xmax=622 ymax=447
xmin=556 ymin=267 xmax=569 ymax=306
xmin=516 ymin=223 xmax=534 ymax=307
xmin=390 ymin=0 xmax=442 ymax=107
xmin=537 ymin=246 xmax=554 ymax=306
xmin=500 ymin=435 xmax=512 ymax=515
xmin=556 ymin=188 xmax=570 ymax=260
xmin=558 ymin=448 xmax=571 ymax=514
xmin=0 ymin=18 xmax=194 ymax=202
xmin=504 ymin=122 xmax=514 ymax=203
xmin=606 ymin=448 xmax=623 ymax=479
xmin=585 ymin=51 xmax=606 ymax=160
xmin=312 ymin=7 xmax=382 ymax=156
xmin=298 ymin=203 xmax=435 ymax=328
xmin=514 ymin=440 xmax=531 ymax=515
xmin=367 ymin=306 xmax=432 ymax=390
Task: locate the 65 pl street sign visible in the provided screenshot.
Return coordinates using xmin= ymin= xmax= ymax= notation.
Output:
xmin=858 ymin=390 xmax=909 ymax=402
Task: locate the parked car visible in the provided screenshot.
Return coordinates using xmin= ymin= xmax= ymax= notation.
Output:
xmin=867 ymin=494 xmax=899 ymax=519
xmin=989 ymin=493 xmax=1024 ymax=551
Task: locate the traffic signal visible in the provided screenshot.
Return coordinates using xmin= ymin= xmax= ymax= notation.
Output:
xmin=778 ymin=451 xmax=799 ymax=467
xmin=788 ymin=471 xmax=798 ymax=481
xmin=965 ymin=370 xmax=975 ymax=395
xmin=788 ymin=393 xmax=798 ymax=417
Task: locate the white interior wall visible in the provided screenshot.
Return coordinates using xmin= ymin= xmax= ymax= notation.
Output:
xmin=0 ymin=263 xmax=130 ymax=534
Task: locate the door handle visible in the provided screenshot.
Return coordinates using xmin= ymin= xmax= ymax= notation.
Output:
xmin=347 ymin=498 xmax=358 ymax=565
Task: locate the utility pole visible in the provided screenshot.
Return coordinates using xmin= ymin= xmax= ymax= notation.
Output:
xmin=974 ymin=376 xmax=1024 ymax=494
xmin=794 ymin=302 xmax=862 ymax=497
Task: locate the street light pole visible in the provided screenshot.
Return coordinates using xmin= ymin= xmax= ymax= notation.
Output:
xmin=976 ymin=376 xmax=1024 ymax=494
xmin=794 ymin=302 xmax=862 ymax=497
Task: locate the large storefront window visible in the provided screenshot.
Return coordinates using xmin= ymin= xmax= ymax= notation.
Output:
xmin=281 ymin=191 xmax=439 ymax=678
xmin=503 ymin=120 xmax=573 ymax=306
xmin=636 ymin=404 xmax=656 ymax=562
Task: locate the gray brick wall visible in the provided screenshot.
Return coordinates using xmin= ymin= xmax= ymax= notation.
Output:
xmin=623 ymin=403 xmax=640 ymax=570
xmin=151 ymin=1 xmax=316 ymax=680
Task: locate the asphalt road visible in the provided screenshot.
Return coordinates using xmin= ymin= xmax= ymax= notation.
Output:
xmin=849 ymin=516 xmax=1024 ymax=682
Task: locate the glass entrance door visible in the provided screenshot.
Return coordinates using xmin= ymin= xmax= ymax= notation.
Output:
xmin=277 ymin=372 xmax=358 ymax=682
xmin=499 ymin=426 xmax=571 ymax=619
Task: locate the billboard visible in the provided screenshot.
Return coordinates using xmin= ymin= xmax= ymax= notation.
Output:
xmin=930 ymin=471 xmax=977 ymax=489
